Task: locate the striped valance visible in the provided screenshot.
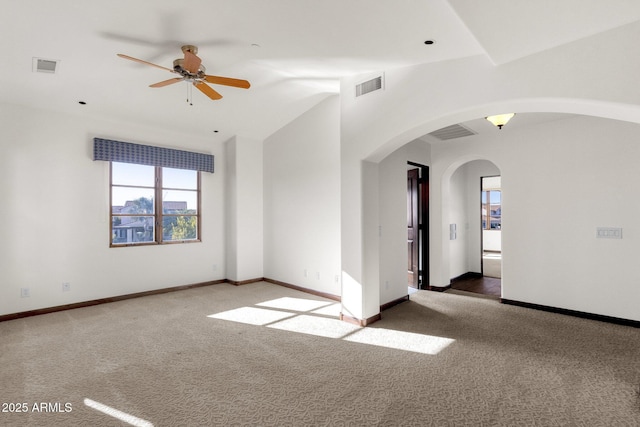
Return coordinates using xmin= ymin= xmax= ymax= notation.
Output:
xmin=93 ymin=138 xmax=214 ymax=173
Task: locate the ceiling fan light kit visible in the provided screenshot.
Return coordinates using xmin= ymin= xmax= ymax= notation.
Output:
xmin=117 ymin=45 xmax=250 ymax=103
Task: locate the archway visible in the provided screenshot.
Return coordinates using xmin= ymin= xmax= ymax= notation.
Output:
xmin=361 ymin=101 xmax=640 ymax=295
xmin=445 ymin=159 xmax=502 ymax=296
xmin=364 ymin=98 xmax=640 ymax=164
xmin=344 ymin=96 xmax=640 ymax=323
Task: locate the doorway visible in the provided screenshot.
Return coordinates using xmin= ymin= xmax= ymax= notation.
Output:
xmin=481 ymin=176 xmax=502 ymax=279
xmin=448 ymin=161 xmax=502 ymax=297
xmin=407 ymin=163 xmax=429 ymax=289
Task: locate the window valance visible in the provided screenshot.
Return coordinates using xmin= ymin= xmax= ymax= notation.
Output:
xmin=93 ymin=138 xmax=214 ymax=173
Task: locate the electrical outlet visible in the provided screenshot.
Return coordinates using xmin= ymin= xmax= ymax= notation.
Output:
xmin=212 ymin=264 xmax=218 ymax=272
xmin=62 ymin=282 xmax=71 ymax=292
xmin=335 ymin=275 xmax=340 ymax=283
xmin=316 ymin=271 xmax=320 ymax=280
xmin=596 ymin=227 xmax=622 ymax=239
xmin=304 ymin=269 xmax=308 ymax=278
xmin=20 ymin=288 xmax=30 ymax=298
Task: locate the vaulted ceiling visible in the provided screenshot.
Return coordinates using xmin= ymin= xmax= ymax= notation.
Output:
xmin=2 ymin=0 xmax=639 ymax=142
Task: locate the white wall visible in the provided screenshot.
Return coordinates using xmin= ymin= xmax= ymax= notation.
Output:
xmin=483 ymin=231 xmax=501 ymax=252
xmin=225 ymin=136 xmax=264 ymax=282
xmin=263 ymin=96 xmax=341 ymax=296
xmin=448 ymin=165 xmax=468 ymax=278
xmin=0 ymin=103 xmax=226 ymax=316
xmin=378 ymin=149 xmax=407 ymax=305
xmin=374 ymin=116 xmax=640 ymax=322
xmin=432 ymin=116 xmax=640 ymax=321
xmin=378 ymin=140 xmax=430 ymax=306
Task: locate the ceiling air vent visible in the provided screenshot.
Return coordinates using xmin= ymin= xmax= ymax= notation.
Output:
xmin=355 ymin=75 xmax=383 ymax=97
xmin=429 ymin=124 xmax=476 ymax=141
xmin=33 ymin=57 xmax=60 ymax=74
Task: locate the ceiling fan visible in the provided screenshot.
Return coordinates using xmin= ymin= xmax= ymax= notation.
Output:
xmin=117 ymin=45 xmax=250 ymax=101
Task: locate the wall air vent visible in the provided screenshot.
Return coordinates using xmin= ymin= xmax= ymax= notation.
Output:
xmin=33 ymin=57 xmax=60 ymax=74
xmin=355 ymin=75 xmax=383 ymax=97
xmin=429 ymin=124 xmax=476 ymax=141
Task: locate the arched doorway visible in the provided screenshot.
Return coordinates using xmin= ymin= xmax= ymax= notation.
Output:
xmin=445 ymin=159 xmax=502 ymax=297
xmin=347 ymin=103 xmax=640 ymax=322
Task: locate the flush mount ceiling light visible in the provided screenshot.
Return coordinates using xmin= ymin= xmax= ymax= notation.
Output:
xmin=486 ymin=113 xmax=515 ymax=129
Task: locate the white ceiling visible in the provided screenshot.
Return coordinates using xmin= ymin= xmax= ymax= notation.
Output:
xmin=426 ymin=112 xmax=580 ymax=143
xmin=2 ymin=0 xmax=639 ymax=142
xmin=449 ymin=0 xmax=640 ymax=65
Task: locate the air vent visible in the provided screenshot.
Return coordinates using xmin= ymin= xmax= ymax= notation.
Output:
xmin=356 ymin=75 xmax=383 ymax=97
xmin=429 ymin=124 xmax=476 ymax=141
xmin=33 ymin=58 xmax=60 ymax=74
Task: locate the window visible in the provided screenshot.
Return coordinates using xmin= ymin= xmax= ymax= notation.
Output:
xmin=94 ymin=137 xmax=211 ymax=246
xmin=482 ymin=190 xmax=501 ymax=229
xmin=111 ymin=162 xmax=200 ymax=246
xmin=481 ymin=176 xmax=501 ymax=230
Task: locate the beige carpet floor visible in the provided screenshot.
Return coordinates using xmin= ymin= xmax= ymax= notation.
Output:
xmin=1 ymin=282 xmax=639 ymax=426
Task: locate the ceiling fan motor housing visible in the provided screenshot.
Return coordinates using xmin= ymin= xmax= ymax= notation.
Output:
xmin=173 ymin=58 xmax=206 ymax=80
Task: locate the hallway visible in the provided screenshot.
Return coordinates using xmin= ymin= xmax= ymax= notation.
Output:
xmin=450 ymin=275 xmax=501 ymax=297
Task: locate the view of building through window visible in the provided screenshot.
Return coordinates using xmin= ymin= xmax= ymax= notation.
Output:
xmin=111 ymin=162 xmax=199 ymax=245
xmin=481 ymin=176 xmax=501 ymax=230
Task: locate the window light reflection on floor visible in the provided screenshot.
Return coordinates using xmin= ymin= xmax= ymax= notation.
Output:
xmin=256 ymin=297 xmax=333 ymax=312
xmin=84 ymin=398 xmax=154 ymax=427
xmin=208 ymin=297 xmax=455 ymax=355
xmin=207 ymin=306 xmax=295 ymax=326
xmin=267 ymin=314 xmax=360 ymax=339
xmin=344 ymin=327 xmax=455 ymax=355
xmin=310 ymin=302 xmax=342 ymax=317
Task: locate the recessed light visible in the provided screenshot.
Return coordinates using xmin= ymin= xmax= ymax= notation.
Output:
xmin=251 ymin=43 xmax=260 ymax=48
xmin=78 ymin=101 xmax=87 ymax=105
xmin=213 ymin=130 xmax=219 ymax=133
xmin=424 ymin=40 xmax=435 ymax=45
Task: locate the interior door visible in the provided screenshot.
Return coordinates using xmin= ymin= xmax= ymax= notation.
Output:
xmin=407 ymin=168 xmax=419 ymax=288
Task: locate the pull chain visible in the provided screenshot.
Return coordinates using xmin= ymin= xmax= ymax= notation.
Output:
xmin=186 ymin=83 xmax=193 ymax=106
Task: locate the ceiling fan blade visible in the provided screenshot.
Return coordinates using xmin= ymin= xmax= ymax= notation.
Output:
xmin=204 ymin=75 xmax=251 ymax=89
xmin=193 ymin=82 xmax=222 ymax=100
xmin=149 ymin=78 xmax=183 ymax=88
xmin=183 ymin=50 xmax=202 ymax=74
xmin=117 ymin=54 xmax=174 ymax=73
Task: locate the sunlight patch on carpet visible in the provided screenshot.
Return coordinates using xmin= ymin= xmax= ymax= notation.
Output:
xmin=208 ymin=298 xmax=455 ymax=355
xmin=84 ymin=398 xmax=153 ymax=427
xmin=256 ymin=297 xmax=334 ymax=312
xmin=311 ymin=303 xmax=342 ymax=317
xmin=267 ymin=314 xmax=360 ymax=338
xmin=207 ymin=307 xmax=294 ymax=325
xmin=344 ymin=328 xmax=455 ymax=355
